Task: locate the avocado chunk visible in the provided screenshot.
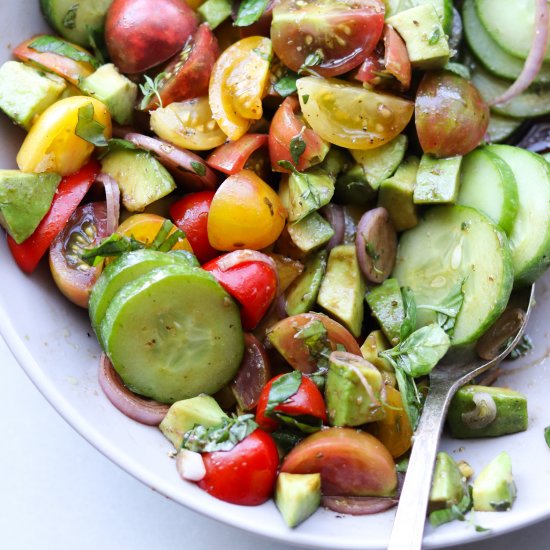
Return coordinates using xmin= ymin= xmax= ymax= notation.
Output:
xmin=473 ymin=452 xmax=517 ymax=512
xmin=414 ymin=155 xmax=463 ymax=204
xmin=387 ymin=4 xmax=450 ymax=69
xmin=275 ymin=472 xmax=321 ymax=528
xmin=325 ymin=352 xmax=384 ymax=426
xmin=351 ymin=134 xmax=408 ymax=190
xmin=0 ymin=61 xmax=66 ymax=129
xmin=334 ymin=164 xmax=377 ymax=206
xmin=365 ymin=278 xmax=405 ymax=346
xmin=429 ymin=452 xmax=468 ymax=511
xmin=159 ymin=394 xmax=228 ymax=449
xmin=447 ymin=385 xmax=528 ymax=438
xmin=101 ymin=148 xmax=176 ymax=212
xmin=0 ymin=170 xmax=61 ymax=243
xmin=287 ymin=168 xmax=334 ymax=223
xmin=198 ymin=0 xmax=233 ymax=29
xmin=80 ymin=63 xmax=138 ymax=125
xmin=360 ymin=330 xmax=395 ymax=383
xmin=317 ymin=244 xmax=366 ymax=337
xmin=321 ymin=147 xmax=349 ymax=180
xmin=288 ymin=212 xmax=334 ymax=254
xmin=407 ymin=0 xmax=453 ymax=34
xmin=378 ymin=156 xmax=419 ymax=231
xmin=285 ymin=250 xmax=327 ymax=316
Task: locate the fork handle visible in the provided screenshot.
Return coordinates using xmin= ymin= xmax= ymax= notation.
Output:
xmin=387 ymin=377 xmax=456 ymax=550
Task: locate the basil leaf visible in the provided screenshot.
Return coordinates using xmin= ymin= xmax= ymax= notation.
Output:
xmin=234 ymin=0 xmax=270 ymax=27
xmin=190 ymin=161 xmax=206 ymax=177
xmin=299 ymin=49 xmax=324 ymax=74
xmin=75 ymin=103 xmax=109 ymax=147
xmin=395 ymin=456 xmax=409 ymax=473
xmin=417 ymin=281 xmax=465 ymax=334
xmin=272 ymin=430 xmax=304 ymax=454
xmin=275 ymin=413 xmax=322 ymax=434
xmin=266 ymin=370 xmax=302 ymax=415
xmin=545 ymin=426 xmax=550 ymax=449
xmin=63 ymin=4 xmax=79 ymax=29
xmin=400 ymin=286 xmax=417 ymax=341
xmin=28 ymin=35 xmax=100 ymax=69
xmin=290 ymin=134 xmax=306 ymax=166
xmin=139 ymin=72 xmax=166 ymax=110
xmin=429 ymin=489 xmax=472 ymax=527
xmin=274 ymin=73 xmax=298 ymax=97
xmin=98 ymin=138 xmax=138 ymax=159
xmin=80 ymin=234 xmax=145 ymax=266
xmin=393 ymin=367 xmax=422 ymax=430
xmin=295 ymin=319 xmax=332 ymax=372
xmin=302 ymin=94 xmax=309 ymax=104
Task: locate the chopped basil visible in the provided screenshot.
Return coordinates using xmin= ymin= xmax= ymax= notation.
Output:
xmin=265 ymin=370 xmax=302 ymax=415
xmin=545 ymin=426 xmax=550 ymax=449
xmin=62 ymin=4 xmax=79 ymax=29
xmin=139 ymin=72 xmax=166 ymax=110
xmin=274 ymin=73 xmax=298 ymax=97
xmin=417 ymin=281 xmax=465 ymax=334
xmin=290 ymin=134 xmax=306 ymax=166
xmin=302 ymin=94 xmax=310 ymax=104
xmin=28 ymin=35 xmax=100 ymax=69
xmin=295 ymin=319 xmax=332 ymax=372
xmin=272 ymin=429 xmax=304 ymax=454
xmin=234 ymin=0 xmax=270 ymax=27
xmin=429 ymin=489 xmax=472 ymax=527
xmin=98 ymin=138 xmax=138 ymax=159
xmin=394 ymin=367 xmax=423 ymax=430
xmin=276 ymin=413 xmax=322 ymax=434
xmin=190 ymin=161 xmax=207 ymax=177
xmin=428 ymin=26 xmax=441 ymax=46
xmin=400 ymin=287 xmax=417 ymax=341
xmin=299 ymin=49 xmax=324 ymax=74
xmin=75 ymin=103 xmax=109 ymax=147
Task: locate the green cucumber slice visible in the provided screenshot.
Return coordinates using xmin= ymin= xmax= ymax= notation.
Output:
xmin=393 ymin=205 xmax=514 ymax=345
xmin=100 ymin=264 xmax=244 ymax=403
xmin=457 ymin=147 xmax=519 ymax=236
xmin=463 ymin=0 xmax=550 ymax=83
xmin=475 ymin=0 xmax=550 ymax=63
xmin=486 ymin=114 xmax=523 ymax=143
xmin=486 ymin=145 xmax=550 ymax=285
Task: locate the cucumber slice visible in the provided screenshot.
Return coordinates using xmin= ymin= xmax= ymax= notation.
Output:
xmin=486 ymin=114 xmax=523 ymax=143
xmin=100 ymin=264 xmax=244 ymax=403
xmin=463 ymin=0 xmax=550 ymax=83
xmin=40 ymin=0 xmax=113 ymax=48
xmin=393 ymin=205 xmax=514 ymax=346
xmin=486 ymin=145 xmax=550 ymax=285
xmin=457 ymin=147 xmax=519 ymax=236
xmin=475 ymin=0 xmax=550 ymax=63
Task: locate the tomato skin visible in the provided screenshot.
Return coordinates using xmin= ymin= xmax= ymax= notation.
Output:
xmin=7 ymin=160 xmax=100 ymax=274
xmin=384 ymin=25 xmax=411 ymax=89
xmin=355 ymin=50 xmax=384 ymax=84
xmin=198 ymin=429 xmax=279 ymax=505
xmin=207 ymin=134 xmax=268 ymax=175
xmin=169 ymin=191 xmax=218 ymax=263
xmin=269 ymin=97 xmax=330 ymax=172
xmin=256 ymin=373 xmax=328 ymax=431
xmin=203 ymin=256 xmax=278 ymax=330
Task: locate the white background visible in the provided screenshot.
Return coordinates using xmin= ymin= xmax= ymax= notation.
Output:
xmin=2 ymin=337 xmax=550 ymax=550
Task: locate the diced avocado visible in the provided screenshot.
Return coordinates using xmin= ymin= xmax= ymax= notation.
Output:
xmin=429 ymin=452 xmax=468 ymax=511
xmin=285 ymin=250 xmax=327 ymax=316
xmin=408 ymin=0 xmax=454 ymax=34
xmin=447 ymin=385 xmax=528 ymax=438
xmin=473 ymin=452 xmax=517 ymax=512
xmin=334 ymin=164 xmax=376 ymax=206
xmin=351 ymin=134 xmax=408 ymax=190
xmin=287 ymin=168 xmax=334 ymax=223
xmin=159 ymin=394 xmax=228 ymax=449
xmin=325 ymin=353 xmax=384 ymax=426
xmin=365 ymin=279 xmax=405 ymax=346
xmin=414 ymin=155 xmax=462 ymax=204
xmin=0 ymin=61 xmax=66 ymax=129
xmin=287 ymin=212 xmax=334 ymax=254
xmin=0 ymin=171 xmax=61 ymax=243
xmin=275 ymin=473 xmax=321 ymax=528
xmin=317 ymin=244 xmax=366 ymax=337
xmin=378 ymin=156 xmax=419 ymax=231
xmin=101 ymin=149 xmax=176 ymax=212
xmin=80 ymin=63 xmax=138 ymax=125
xmin=321 ymin=147 xmax=349 ymax=179
xmin=198 ymin=0 xmax=232 ymax=29
xmin=387 ymin=4 xmax=450 ymax=69
xmin=360 ymin=330 xmax=395 ymax=377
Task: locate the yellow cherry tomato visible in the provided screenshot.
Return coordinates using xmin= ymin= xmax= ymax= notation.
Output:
xmin=17 ymin=96 xmax=111 ymax=176
xmin=117 ymin=213 xmax=193 ymax=252
xmin=150 ymin=97 xmax=227 ymax=151
xmin=208 ymin=170 xmax=287 ymax=251
xmin=209 ymin=36 xmax=272 ymax=140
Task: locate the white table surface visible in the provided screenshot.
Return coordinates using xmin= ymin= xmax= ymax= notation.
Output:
xmin=2 ymin=335 xmax=549 ymax=550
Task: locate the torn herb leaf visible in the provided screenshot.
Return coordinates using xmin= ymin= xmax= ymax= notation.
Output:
xmin=75 ymin=103 xmax=109 ymax=147
xmin=290 ymin=134 xmax=306 ymax=166
xmin=299 ymin=49 xmax=324 ymax=74
xmin=266 ymin=370 xmax=302 ymax=415
xmin=139 ymin=72 xmax=166 ymax=110
xmin=295 ymin=319 xmax=332 ymax=372
xmin=234 ymin=0 xmax=270 ymax=27
xmin=190 ymin=161 xmax=207 ymax=177
xmin=80 ymin=233 xmax=144 ymax=266
xmin=417 ymin=281 xmax=465 ymax=334
xmin=394 ymin=367 xmax=422 ymax=430
xmin=62 ymin=4 xmax=79 ymax=29
xmin=429 ymin=489 xmax=472 ymax=527
xmin=28 ymin=35 xmax=100 ymax=69
xmin=275 ymin=413 xmax=322 ymax=434
xmin=274 ymin=73 xmax=298 ymax=97
xmin=545 ymin=426 xmax=550 ymax=449
xmin=400 ymin=287 xmax=417 ymax=341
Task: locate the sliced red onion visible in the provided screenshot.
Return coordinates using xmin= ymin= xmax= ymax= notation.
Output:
xmin=321 ymin=204 xmax=345 ymax=251
xmin=98 ymin=354 xmax=169 ymax=425
xmin=217 ymin=249 xmax=276 ymax=273
xmin=323 ymin=495 xmax=398 ymax=515
xmin=95 ymin=173 xmax=120 ymax=235
xmin=516 ymin=122 xmax=550 ymax=153
xmin=125 ymin=133 xmax=218 ymax=191
xmin=176 ymin=449 xmax=206 ymax=482
xmin=491 ymin=0 xmax=549 ymax=106
xmin=275 ymin=294 xmax=288 ymax=320
xmin=112 ymin=124 xmax=139 ymax=139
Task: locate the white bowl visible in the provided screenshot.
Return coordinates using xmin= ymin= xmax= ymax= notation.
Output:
xmin=2 ymin=3 xmax=550 ymax=548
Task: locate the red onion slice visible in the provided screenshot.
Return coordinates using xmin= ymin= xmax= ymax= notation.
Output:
xmin=95 ymin=173 xmax=120 ymax=236
xmin=491 ymin=0 xmax=549 ymax=106
xmin=217 ymin=249 xmax=277 ymax=274
xmin=323 ymin=495 xmax=398 ymax=515
xmin=125 ymin=133 xmax=218 ymax=191
xmin=321 ymin=204 xmax=345 ymax=251
xmin=98 ymin=354 xmax=169 ymax=425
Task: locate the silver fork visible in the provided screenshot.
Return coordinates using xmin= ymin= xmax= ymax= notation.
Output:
xmin=387 ymin=284 xmax=536 ymax=550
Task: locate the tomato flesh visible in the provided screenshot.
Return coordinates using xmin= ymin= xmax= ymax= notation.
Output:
xmin=207 ymin=134 xmax=268 ymax=175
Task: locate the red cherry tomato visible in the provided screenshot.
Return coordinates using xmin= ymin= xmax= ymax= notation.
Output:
xmin=203 ymin=252 xmax=278 ymax=330
xmin=7 ymin=160 xmax=100 ymax=274
xmin=269 ymin=96 xmax=329 ymax=173
xmin=383 ymin=25 xmax=411 ymax=89
xmin=206 ymin=134 xmax=268 ymax=175
xmin=198 ymin=429 xmax=279 ymax=505
xmin=256 ymin=373 xmax=328 ymax=432
xmin=355 ymin=49 xmax=384 ymax=84
xmin=169 ymin=191 xmax=218 ymax=264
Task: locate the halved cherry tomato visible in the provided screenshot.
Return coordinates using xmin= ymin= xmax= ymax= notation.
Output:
xmin=269 ymin=96 xmax=330 ymax=173
xmin=169 ymin=191 xmax=218 ymax=263
xmin=206 ymin=134 xmax=268 ymax=175
xmin=49 ymin=202 xmax=109 ymax=308
xmin=17 ymin=96 xmax=111 ymax=176
xmin=203 ymin=252 xmax=278 ymax=330
xmin=198 ymin=429 xmax=279 ymax=505
xmin=143 ymin=24 xmax=219 ymax=110
xmin=207 ymin=170 xmax=286 ymax=251
xmin=383 ymin=25 xmax=411 ymax=89
xmin=256 ymin=373 xmax=328 ymax=431
xmin=267 ymin=253 xmax=304 ymax=295
xmin=13 ymin=36 xmax=96 ymax=85
xmin=209 ymin=36 xmax=272 ymax=140
xmin=271 ymin=0 xmax=385 ymax=77
xmin=355 ymin=48 xmax=384 ymax=84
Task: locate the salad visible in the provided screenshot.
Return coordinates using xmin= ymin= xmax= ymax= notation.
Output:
xmin=1 ymin=0 xmax=550 ymax=532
